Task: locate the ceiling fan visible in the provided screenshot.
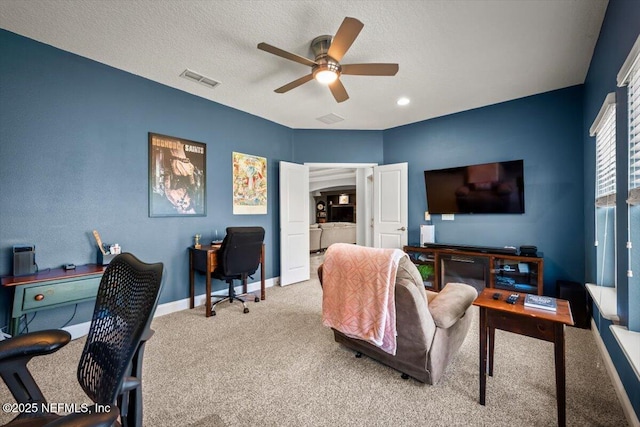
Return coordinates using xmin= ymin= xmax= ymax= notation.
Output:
xmin=257 ymin=17 xmax=399 ymax=103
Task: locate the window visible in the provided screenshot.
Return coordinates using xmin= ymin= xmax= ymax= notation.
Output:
xmin=626 ymin=43 xmax=639 ymax=294
xmin=590 ymin=92 xmax=617 ymax=281
xmin=587 ymin=93 xmax=617 ymax=321
xmin=612 ymin=36 xmax=640 ymax=380
xmin=618 ymin=34 xmax=640 ymax=337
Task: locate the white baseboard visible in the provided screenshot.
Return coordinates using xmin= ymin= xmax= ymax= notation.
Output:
xmin=154 ymin=276 xmax=278 ymax=316
xmin=590 ymin=319 xmax=640 ymax=427
xmin=63 ymin=277 xmax=279 ymax=339
xmin=63 ymin=321 xmax=92 ymax=340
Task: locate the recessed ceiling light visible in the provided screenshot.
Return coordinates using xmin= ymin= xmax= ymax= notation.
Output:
xmin=397 ymin=97 xmax=410 ymax=106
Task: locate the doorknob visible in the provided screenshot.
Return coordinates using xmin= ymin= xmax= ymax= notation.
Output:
xmin=397 ymin=227 xmax=406 ymax=231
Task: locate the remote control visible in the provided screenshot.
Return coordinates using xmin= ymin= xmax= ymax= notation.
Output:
xmin=492 ymin=292 xmax=501 ymax=300
xmin=506 ymin=293 xmax=519 ymax=304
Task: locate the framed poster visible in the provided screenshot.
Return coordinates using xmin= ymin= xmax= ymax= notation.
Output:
xmin=149 ymin=132 xmax=206 ymax=217
xmin=232 ymin=152 xmax=267 ymax=215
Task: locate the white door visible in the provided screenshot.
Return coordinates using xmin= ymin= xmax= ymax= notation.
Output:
xmin=279 ymin=161 xmax=310 ymax=286
xmin=373 ymin=163 xmax=408 ymax=248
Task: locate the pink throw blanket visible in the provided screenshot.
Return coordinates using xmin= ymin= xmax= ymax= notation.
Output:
xmin=322 ymin=243 xmax=404 ymax=355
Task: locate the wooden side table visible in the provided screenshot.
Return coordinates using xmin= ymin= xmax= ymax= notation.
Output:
xmin=188 ymin=244 xmax=265 ymax=317
xmin=473 ymin=288 xmax=574 ymax=427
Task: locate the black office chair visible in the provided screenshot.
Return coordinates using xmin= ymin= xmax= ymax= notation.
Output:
xmin=0 ymin=253 xmax=163 ymax=427
xmin=211 ymin=227 xmax=265 ymax=315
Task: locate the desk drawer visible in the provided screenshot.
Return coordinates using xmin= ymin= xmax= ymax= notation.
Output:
xmin=22 ymin=276 xmax=102 ymax=311
xmin=488 ymin=310 xmax=556 ymax=342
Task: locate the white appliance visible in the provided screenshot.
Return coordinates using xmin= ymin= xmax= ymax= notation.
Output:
xmin=420 ymin=225 xmax=435 ymax=245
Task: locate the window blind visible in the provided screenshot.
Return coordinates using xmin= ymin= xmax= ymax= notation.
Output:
xmin=628 ymin=60 xmax=640 ymax=205
xmin=591 ymin=94 xmax=617 ymax=207
xmin=618 ymin=34 xmax=640 ymax=205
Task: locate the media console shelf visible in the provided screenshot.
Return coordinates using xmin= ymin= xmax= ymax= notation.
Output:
xmin=403 ymin=244 xmax=543 ymax=295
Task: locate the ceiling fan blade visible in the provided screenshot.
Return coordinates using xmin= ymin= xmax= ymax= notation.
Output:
xmin=258 ymin=42 xmax=317 ymax=67
xmin=341 ymin=63 xmax=399 ymax=76
xmin=274 ymin=74 xmax=314 ymax=93
xmin=327 ymin=17 xmax=364 ymax=62
xmin=329 ymin=79 xmax=349 ymax=103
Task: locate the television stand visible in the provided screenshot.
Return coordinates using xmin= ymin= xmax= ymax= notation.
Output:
xmin=421 ymin=242 xmax=517 ymax=255
xmin=403 ymin=244 xmax=543 ymax=295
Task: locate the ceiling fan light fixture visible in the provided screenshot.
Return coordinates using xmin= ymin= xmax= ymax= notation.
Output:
xmin=315 ymin=69 xmax=338 ymax=84
xmin=259 ymin=17 xmax=397 ymax=102
xmin=313 ymin=61 xmax=341 ymax=85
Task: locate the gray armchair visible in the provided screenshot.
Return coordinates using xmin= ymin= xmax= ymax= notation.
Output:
xmin=319 ymin=254 xmax=477 ymax=384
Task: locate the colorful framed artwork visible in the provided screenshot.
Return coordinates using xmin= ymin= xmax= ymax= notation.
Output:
xmin=148 ymin=132 xmax=206 ymax=217
xmin=232 ymin=152 xmax=267 ymax=215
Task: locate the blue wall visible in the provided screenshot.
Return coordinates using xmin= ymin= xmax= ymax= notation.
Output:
xmin=383 ymin=86 xmax=585 ymax=295
xmin=581 ymin=0 xmax=640 ymax=419
xmin=292 ymin=129 xmax=384 ymax=164
xmin=583 ymin=0 xmax=640 ymax=328
xmin=0 ymin=30 xmax=386 ymax=333
xmin=0 ymin=29 xmax=294 ymax=331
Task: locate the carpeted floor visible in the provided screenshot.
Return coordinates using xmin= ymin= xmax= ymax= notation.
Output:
xmin=0 ymin=253 xmax=628 ymax=426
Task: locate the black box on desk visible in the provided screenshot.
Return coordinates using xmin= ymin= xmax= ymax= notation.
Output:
xmin=13 ymin=244 xmax=36 ymax=276
xmin=97 ymin=250 xmax=116 ymax=266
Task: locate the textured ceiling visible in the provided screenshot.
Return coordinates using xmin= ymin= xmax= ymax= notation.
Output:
xmin=0 ymin=0 xmax=608 ymax=130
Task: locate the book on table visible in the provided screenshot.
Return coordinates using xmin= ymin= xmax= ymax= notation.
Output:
xmin=524 ymin=294 xmax=557 ymax=311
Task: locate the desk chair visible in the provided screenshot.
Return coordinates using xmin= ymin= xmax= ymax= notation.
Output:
xmin=211 ymin=227 xmax=265 ymax=315
xmin=0 ymin=253 xmax=163 ymax=427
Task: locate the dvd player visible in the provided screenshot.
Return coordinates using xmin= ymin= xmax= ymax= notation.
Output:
xmin=422 ymin=242 xmax=518 ymax=255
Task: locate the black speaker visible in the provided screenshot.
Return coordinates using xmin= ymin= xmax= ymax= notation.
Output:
xmin=519 ymin=245 xmax=538 ymax=256
xmin=556 ymin=280 xmax=591 ymax=329
xmin=13 ymin=245 xmax=36 ymax=276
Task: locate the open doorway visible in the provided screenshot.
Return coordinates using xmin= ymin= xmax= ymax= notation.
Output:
xmin=280 ymin=161 xmax=407 ymax=286
xmin=307 ymin=164 xmax=375 ymax=270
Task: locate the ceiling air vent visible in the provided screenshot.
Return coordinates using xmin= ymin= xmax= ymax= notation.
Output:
xmin=180 ymin=69 xmax=220 ymax=89
xmin=316 ymin=113 xmax=344 ymax=125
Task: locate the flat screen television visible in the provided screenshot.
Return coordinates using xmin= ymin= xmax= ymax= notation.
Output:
xmin=424 ymin=160 xmax=525 ymax=214
xmin=329 ymin=205 xmax=354 ymax=222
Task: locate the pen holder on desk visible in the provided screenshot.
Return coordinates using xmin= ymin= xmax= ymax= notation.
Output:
xmin=97 ymin=250 xmax=116 ymax=266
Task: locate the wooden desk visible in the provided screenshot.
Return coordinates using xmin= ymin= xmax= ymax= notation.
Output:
xmin=188 ymin=244 xmax=265 ymax=317
xmin=474 ymin=288 xmax=574 ymax=427
xmin=1 ymin=265 xmax=106 ymax=336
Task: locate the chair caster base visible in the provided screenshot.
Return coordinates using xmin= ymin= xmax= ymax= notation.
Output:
xmin=212 ymin=310 xmax=216 ymax=316
xmin=355 ymin=352 xmax=362 ymax=358
xmin=243 ymin=307 xmax=250 ymax=314
xmin=401 ymin=373 xmax=409 ymax=380
xmin=254 ymin=297 xmax=260 ymax=302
